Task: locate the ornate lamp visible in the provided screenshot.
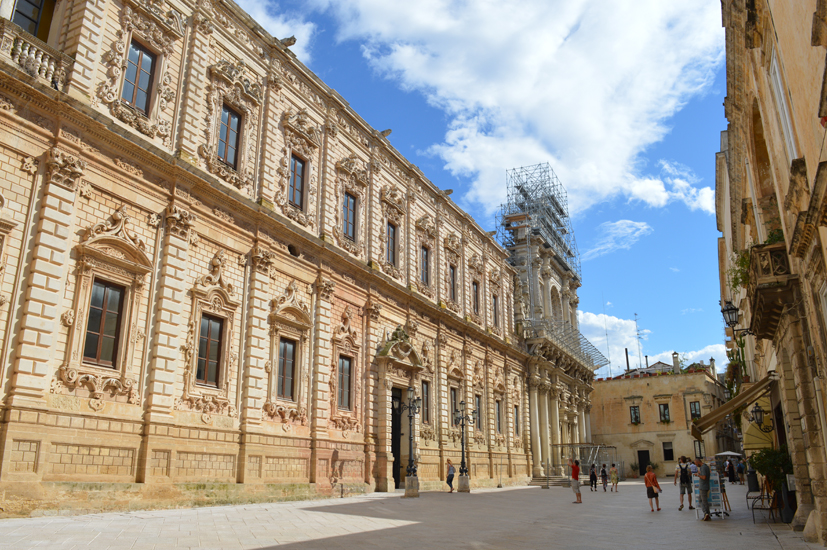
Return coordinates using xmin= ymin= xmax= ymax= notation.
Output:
xmin=722 ymin=300 xmax=739 ymax=328
xmin=749 ymin=403 xmax=774 ymax=433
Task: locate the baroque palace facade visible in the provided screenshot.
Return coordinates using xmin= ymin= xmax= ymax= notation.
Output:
xmin=714 ymin=0 xmax=827 ymax=543
xmin=0 ymin=0 xmax=597 ymax=513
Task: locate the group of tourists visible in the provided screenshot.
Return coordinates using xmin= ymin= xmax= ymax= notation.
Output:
xmin=567 ymin=454 xmax=739 ymax=522
xmin=568 ymin=458 xmax=619 ymax=504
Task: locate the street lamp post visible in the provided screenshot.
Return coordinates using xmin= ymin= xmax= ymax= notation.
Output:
xmin=749 ymin=403 xmax=774 ymax=433
xmin=453 ymin=400 xmax=478 ymax=492
xmin=392 ymin=386 xmax=422 ymax=497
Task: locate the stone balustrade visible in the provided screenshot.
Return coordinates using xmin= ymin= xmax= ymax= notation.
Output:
xmin=0 ymin=19 xmax=73 ymax=91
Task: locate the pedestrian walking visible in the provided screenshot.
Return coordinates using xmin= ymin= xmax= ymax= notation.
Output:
xmin=589 ymin=463 xmax=598 ymax=491
xmin=610 ymin=463 xmax=619 ymax=492
xmin=446 ymin=459 xmax=455 ymax=493
xmin=644 ymin=464 xmax=662 ymax=512
xmin=569 ymin=458 xmax=582 ymax=504
xmin=600 ymin=464 xmax=609 ymax=491
xmin=737 ymin=459 xmax=746 ymax=485
xmin=695 ymin=457 xmax=711 ymax=521
xmin=674 ymin=456 xmax=695 ymax=511
xmin=727 ymin=458 xmax=738 ymax=484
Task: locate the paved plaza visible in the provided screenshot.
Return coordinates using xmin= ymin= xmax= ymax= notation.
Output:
xmin=0 ymin=481 xmax=817 ymax=549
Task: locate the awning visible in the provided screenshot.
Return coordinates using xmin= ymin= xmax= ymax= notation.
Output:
xmin=691 ymin=373 xmax=778 ymax=440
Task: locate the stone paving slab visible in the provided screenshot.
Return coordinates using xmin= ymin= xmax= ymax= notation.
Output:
xmin=0 ymin=481 xmax=817 ymax=549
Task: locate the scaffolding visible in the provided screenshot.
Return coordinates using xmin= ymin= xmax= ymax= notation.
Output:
xmin=496 ymin=163 xmax=580 ymax=278
xmin=496 ymin=163 xmax=608 ymax=371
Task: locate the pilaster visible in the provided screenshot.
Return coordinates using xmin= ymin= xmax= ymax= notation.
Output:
xmin=8 ymin=148 xmax=84 ymax=407
xmin=310 ymin=273 xmax=335 ymax=483
xmin=528 ymin=371 xmax=542 ymax=477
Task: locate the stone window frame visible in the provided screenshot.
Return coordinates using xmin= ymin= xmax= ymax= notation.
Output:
xmin=377 ymin=185 xmax=405 ymax=280
xmin=332 ymin=153 xmax=368 ymax=258
xmin=329 ymin=305 xmax=362 ymax=434
xmin=414 ymin=214 xmax=436 ymax=298
xmin=488 ymin=267 xmax=502 ymax=336
xmin=658 ymin=402 xmax=671 ymax=423
xmin=443 ymin=232 xmax=462 ymax=314
xmin=264 ymin=280 xmax=311 ymax=426
xmin=95 ymin=0 xmax=183 ymax=146
xmin=58 ymin=206 xmax=150 ymax=411
xmin=199 ymin=59 xmax=262 ymax=193
xmin=178 ymin=250 xmax=240 ymax=423
xmin=445 ymin=348 xmax=465 ymax=446
xmin=276 ymin=108 xmax=320 ymax=229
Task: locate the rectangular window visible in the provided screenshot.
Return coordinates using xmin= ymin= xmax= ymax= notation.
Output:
xmin=342 ymin=193 xmax=356 ymax=241
xmin=121 ymin=41 xmax=156 ymax=114
xmin=449 ymin=265 xmax=457 ymax=302
xmin=278 ymin=338 xmax=296 ymax=400
xmin=659 ymin=403 xmax=670 ymax=423
xmin=493 ymin=295 xmax=499 ymax=327
xmin=630 ymin=405 xmax=641 ymax=424
xmin=197 ymin=314 xmax=223 ymax=386
xmin=386 ymin=222 xmax=396 ymax=266
xmin=421 ymin=246 xmax=429 ymax=286
xmin=289 ymin=155 xmax=305 ymax=210
xmin=450 ymin=387 xmax=458 ymax=424
xmin=218 ymin=105 xmax=241 ymax=169
xmin=690 ymin=401 xmax=701 ymax=420
xmin=514 ymin=405 xmax=520 ymax=436
xmin=770 ymin=50 xmax=798 ymax=160
xmin=421 ymin=381 xmax=430 ymax=423
xmin=663 ymin=441 xmax=674 ymax=462
xmin=13 ymin=0 xmax=54 ymax=42
xmin=475 ymin=394 xmax=483 ymax=430
xmin=472 ymin=281 xmax=480 ymax=313
xmin=338 ymin=355 xmax=352 ymax=410
xmin=495 ymin=400 xmax=502 ymax=433
xmin=83 ymin=279 xmax=125 ymax=367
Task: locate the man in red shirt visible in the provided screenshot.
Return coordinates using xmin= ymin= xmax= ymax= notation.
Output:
xmin=569 ymin=458 xmax=582 ymax=503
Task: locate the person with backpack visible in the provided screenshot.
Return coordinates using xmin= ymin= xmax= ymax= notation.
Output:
xmin=673 ymin=456 xmax=695 ymax=511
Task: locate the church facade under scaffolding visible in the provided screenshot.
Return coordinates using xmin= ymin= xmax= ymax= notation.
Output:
xmin=0 ymin=0 xmax=604 ymax=514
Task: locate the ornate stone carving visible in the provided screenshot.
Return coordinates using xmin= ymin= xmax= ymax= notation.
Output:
xmin=175 ymin=394 xmax=236 ymax=424
xmin=85 ymin=205 xmax=146 ymax=253
xmin=335 ymin=306 xmax=358 ymax=341
xmin=164 ymin=204 xmax=197 ymax=239
xmin=46 ymin=148 xmax=85 ymax=191
xmin=262 ymin=402 xmax=307 ymax=424
xmin=200 ymin=249 xmax=233 ymax=296
xmin=271 ymin=281 xmax=310 ymax=322
xmin=198 ymin=60 xmax=261 ymax=192
xmin=332 ymin=153 xmax=368 ymax=257
xmin=468 ymin=253 xmax=483 ymax=276
xmin=250 ymin=244 xmax=276 ymax=277
xmin=364 ymin=298 xmax=382 ymax=321
xmin=21 ymin=156 xmax=38 ymax=176
xmin=281 ymin=108 xmax=320 ymax=158
xmin=57 ymin=366 xmax=138 ymax=411
xmin=60 ymin=310 xmax=75 ymax=327
xmin=316 ymin=278 xmax=336 ymax=301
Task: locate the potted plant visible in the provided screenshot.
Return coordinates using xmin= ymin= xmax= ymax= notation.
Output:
xmin=750 ymin=446 xmax=794 ymax=522
xmin=629 ymin=462 xmax=639 ymax=479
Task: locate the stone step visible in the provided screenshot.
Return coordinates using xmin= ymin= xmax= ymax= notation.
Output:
xmin=529 ymin=476 xmax=570 ymax=487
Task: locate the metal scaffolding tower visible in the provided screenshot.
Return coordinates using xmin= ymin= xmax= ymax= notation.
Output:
xmin=497 ymin=163 xmax=609 ymax=371
xmin=496 ymin=163 xmax=581 ymax=278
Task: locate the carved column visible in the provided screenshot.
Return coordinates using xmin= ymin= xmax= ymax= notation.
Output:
xmin=310 ymin=274 xmax=336 ymax=484
xmin=144 ymin=204 xmax=196 ymax=420
xmin=364 ymin=297 xmax=387 ymax=490
xmin=240 ymin=245 xmax=274 ymax=428
xmin=9 ymin=148 xmax=84 ymax=407
xmin=561 ymin=288 xmax=571 ymax=327
xmin=538 ymin=380 xmax=549 ymax=475
xmin=175 ymin=6 xmax=214 ymax=163
xmin=528 ymin=371 xmax=542 ymax=477
xmin=540 ymin=257 xmax=552 ymax=321
xmin=584 ymin=403 xmax=592 ymax=443
xmin=578 ymin=404 xmax=587 ymax=444
xmin=549 ymin=386 xmax=562 ymax=475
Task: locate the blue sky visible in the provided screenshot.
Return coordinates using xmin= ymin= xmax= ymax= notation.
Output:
xmin=237 ymin=0 xmax=728 ymax=377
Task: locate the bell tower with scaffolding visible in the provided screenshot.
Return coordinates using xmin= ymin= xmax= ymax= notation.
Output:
xmin=497 ymin=163 xmax=608 ymax=477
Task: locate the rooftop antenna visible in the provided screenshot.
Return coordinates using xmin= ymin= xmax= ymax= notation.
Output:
xmin=634 ymin=313 xmax=643 ymax=369
xmin=602 ymin=293 xmax=612 ymax=378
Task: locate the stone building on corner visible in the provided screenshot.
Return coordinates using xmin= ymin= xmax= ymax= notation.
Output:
xmin=0 ymin=0 xmax=604 ymax=514
xmin=712 ymin=0 xmax=827 ymax=543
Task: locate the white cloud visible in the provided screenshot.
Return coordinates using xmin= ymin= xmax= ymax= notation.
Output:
xmin=234 ymin=0 xmax=317 ymax=61
xmin=681 ymin=307 xmax=703 ymax=315
xmin=302 ymin=0 xmax=723 ymax=216
xmin=670 ymin=267 xmax=680 ymax=272
xmin=582 ymin=220 xmax=653 ymax=261
xmin=578 ymin=311 xmax=726 ymax=379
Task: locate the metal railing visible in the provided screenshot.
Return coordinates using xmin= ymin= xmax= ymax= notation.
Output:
xmin=527 ymin=318 xmax=610 ymax=371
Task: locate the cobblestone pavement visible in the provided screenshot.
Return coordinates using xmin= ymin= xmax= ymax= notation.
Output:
xmin=0 ymin=480 xmax=817 ymax=549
